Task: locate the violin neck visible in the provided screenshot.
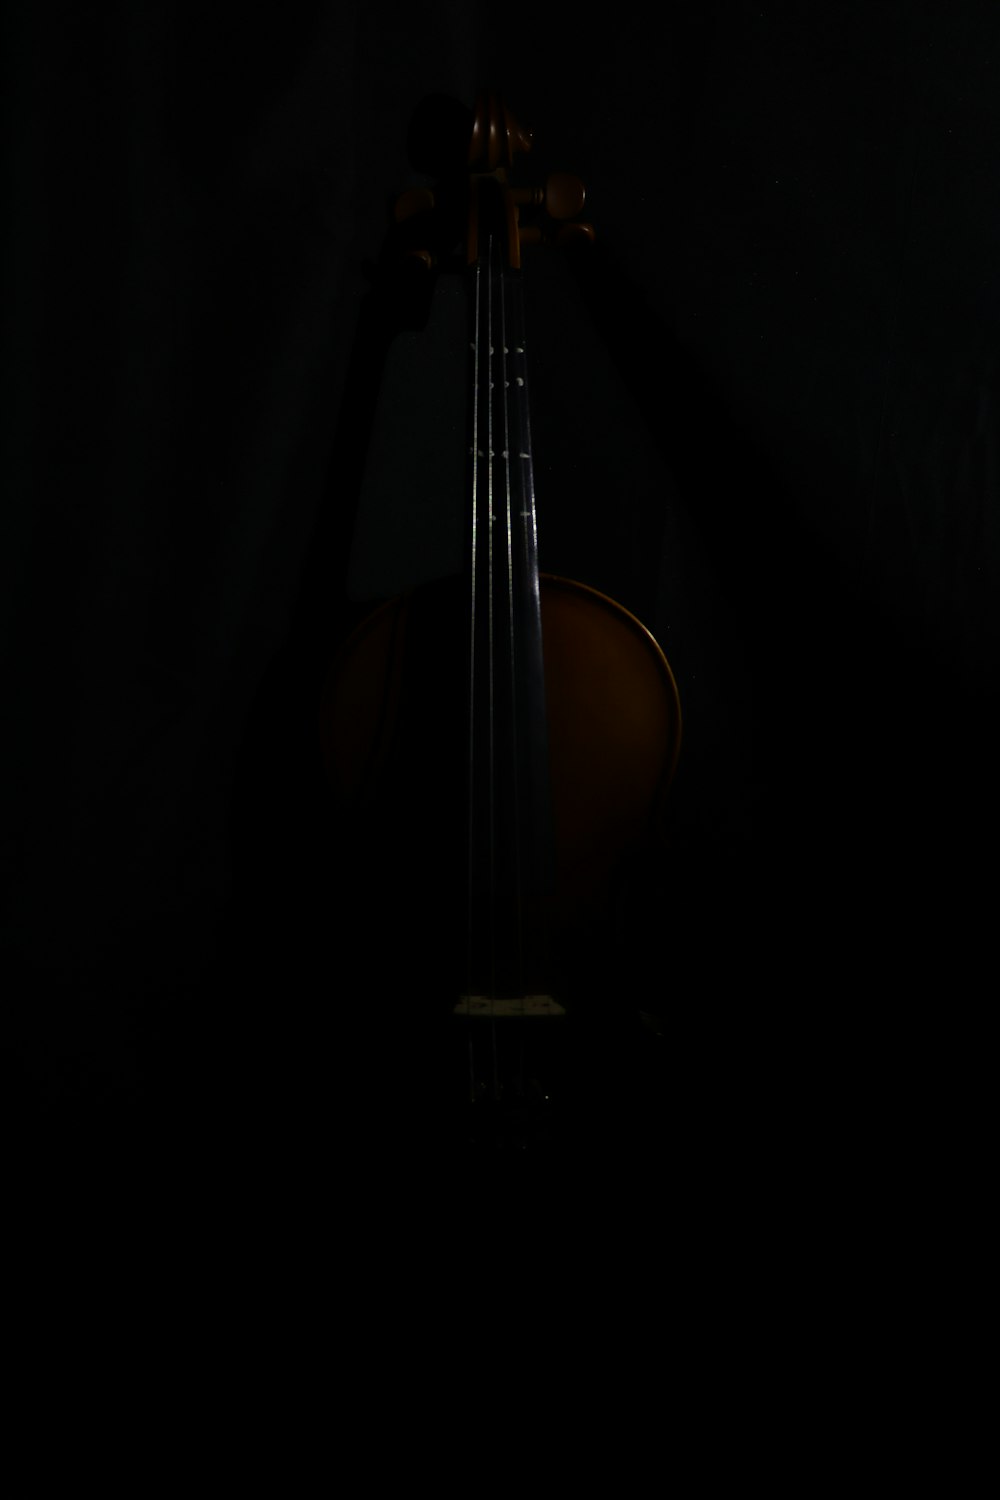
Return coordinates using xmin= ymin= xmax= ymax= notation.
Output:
xmin=468 ymin=240 xmax=542 ymax=660
xmin=463 ymin=233 xmax=555 ymax=1002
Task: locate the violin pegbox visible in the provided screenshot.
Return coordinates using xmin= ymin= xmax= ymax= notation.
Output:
xmin=389 ymin=92 xmax=594 ymax=272
xmin=468 ymin=92 xmax=533 ymax=171
xmin=387 ymin=93 xmax=531 ymax=271
xmin=468 ymin=92 xmax=594 ymax=264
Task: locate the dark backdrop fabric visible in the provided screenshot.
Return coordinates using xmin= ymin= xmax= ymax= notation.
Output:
xmin=4 ymin=4 xmax=996 ymax=1211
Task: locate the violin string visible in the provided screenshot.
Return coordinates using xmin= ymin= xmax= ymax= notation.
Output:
xmin=466 ymin=228 xmax=539 ymax=1106
xmin=466 ymin=252 xmax=480 ymax=1103
xmin=466 ymin=233 xmax=503 ymax=1102
xmin=486 ymin=234 xmax=499 ymax=1097
xmin=498 ymin=260 xmax=527 ymax=1015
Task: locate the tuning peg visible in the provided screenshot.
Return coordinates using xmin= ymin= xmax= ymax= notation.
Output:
xmin=517 ymin=221 xmax=595 ymax=251
xmin=543 ymin=172 xmax=585 ymax=221
xmin=391 ymin=188 xmax=438 ymax=269
xmin=393 ymin=187 xmax=435 ymax=222
xmin=555 ymin=222 xmax=595 ymax=247
xmin=511 ymin=173 xmax=586 ymax=218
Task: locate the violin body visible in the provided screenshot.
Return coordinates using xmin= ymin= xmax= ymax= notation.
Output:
xmin=321 ymin=571 xmax=680 ymax=953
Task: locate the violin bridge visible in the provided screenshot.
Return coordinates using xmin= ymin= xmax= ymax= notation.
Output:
xmin=454 ymin=994 xmax=566 ymax=1018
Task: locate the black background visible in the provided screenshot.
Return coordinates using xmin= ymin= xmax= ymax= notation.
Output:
xmin=4 ymin=3 xmax=996 ymax=1212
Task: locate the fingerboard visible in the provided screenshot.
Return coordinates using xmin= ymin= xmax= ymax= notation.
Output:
xmin=464 ymin=229 xmax=556 ymax=1006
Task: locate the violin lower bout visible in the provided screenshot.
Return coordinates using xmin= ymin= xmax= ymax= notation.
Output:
xmin=319 ymin=571 xmax=681 ymax=1003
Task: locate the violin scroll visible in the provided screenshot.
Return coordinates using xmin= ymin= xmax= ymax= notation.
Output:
xmin=467 ymin=92 xmax=593 ymax=267
xmin=468 ymin=91 xmax=533 ymax=170
xmin=389 ymin=91 xmax=594 ymax=271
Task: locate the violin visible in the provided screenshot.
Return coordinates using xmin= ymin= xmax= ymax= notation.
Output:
xmin=319 ymin=92 xmax=682 ymax=1157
